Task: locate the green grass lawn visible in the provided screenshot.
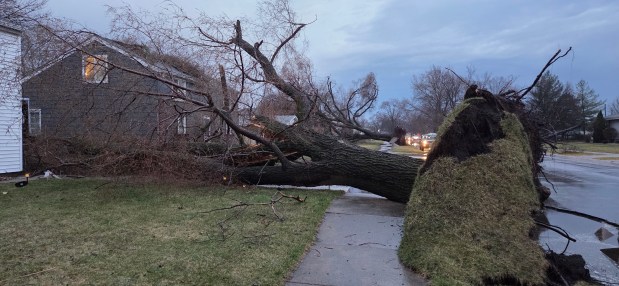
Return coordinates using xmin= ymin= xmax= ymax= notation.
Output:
xmin=391 ymin=144 xmax=425 ymax=155
xmin=556 ymin=141 xmax=619 ymax=154
xmin=357 ymin=139 xmax=425 ymax=156
xmin=356 ymin=139 xmax=384 ymax=151
xmin=0 ymin=179 xmax=341 ymax=285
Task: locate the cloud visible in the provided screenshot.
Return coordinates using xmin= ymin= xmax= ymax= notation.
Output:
xmin=306 ymin=1 xmax=619 ymax=71
xmin=44 ymin=0 xmax=619 ymax=103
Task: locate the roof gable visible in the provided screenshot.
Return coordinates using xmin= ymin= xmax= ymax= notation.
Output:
xmin=0 ymin=20 xmax=21 ymax=35
xmin=22 ymin=34 xmax=196 ymax=83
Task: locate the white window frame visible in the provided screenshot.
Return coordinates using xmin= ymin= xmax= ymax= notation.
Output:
xmin=174 ymin=78 xmax=187 ymax=95
xmin=83 ymin=54 xmax=109 ymax=83
xmin=177 ymin=114 xmax=187 ymax=135
xmin=28 ymin=108 xmax=41 ymax=136
xmin=204 ymin=116 xmax=211 ymax=135
xmin=171 ymin=78 xmax=188 ymax=102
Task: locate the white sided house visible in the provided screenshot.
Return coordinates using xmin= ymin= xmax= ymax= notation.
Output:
xmin=0 ymin=22 xmax=23 ymax=174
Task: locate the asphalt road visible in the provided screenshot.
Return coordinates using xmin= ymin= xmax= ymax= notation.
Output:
xmin=540 ymin=154 xmax=619 ymax=283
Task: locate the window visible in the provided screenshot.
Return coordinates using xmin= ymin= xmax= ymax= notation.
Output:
xmin=204 ymin=116 xmax=211 ymax=135
xmin=177 ymin=114 xmax=187 ymax=135
xmin=28 ymin=109 xmax=41 ymax=135
xmin=174 ymin=78 xmax=187 ymax=96
xmin=83 ymin=54 xmax=109 ymax=83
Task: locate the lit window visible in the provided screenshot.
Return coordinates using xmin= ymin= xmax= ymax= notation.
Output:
xmin=83 ymin=54 xmax=109 ymax=83
xmin=28 ymin=109 xmax=41 ymax=135
xmin=177 ymin=114 xmax=187 ymax=135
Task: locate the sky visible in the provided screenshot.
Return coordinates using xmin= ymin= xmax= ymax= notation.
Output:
xmin=44 ymin=0 xmax=619 ymax=112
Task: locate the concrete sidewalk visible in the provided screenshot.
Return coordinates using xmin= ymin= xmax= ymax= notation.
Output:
xmin=286 ymin=188 xmax=427 ymax=286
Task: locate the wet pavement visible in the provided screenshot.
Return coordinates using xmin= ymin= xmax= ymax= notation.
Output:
xmin=286 ymin=188 xmax=427 ymax=286
xmin=540 ymin=153 xmax=619 ymax=283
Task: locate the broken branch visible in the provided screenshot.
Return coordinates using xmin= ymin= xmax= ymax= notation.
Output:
xmin=517 ymin=47 xmax=572 ymax=100
xmin=544 ymin=205 xmax=619 ymax=228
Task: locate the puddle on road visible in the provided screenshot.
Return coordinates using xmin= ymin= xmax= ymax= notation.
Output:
xmin=540 ymin=156 xmax=619 ymax=283
xmin=539 ymin=211 xmax=619 ymax=284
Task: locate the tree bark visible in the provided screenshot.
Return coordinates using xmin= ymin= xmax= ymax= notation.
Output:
xmin=236 ymin=122 xmax=423 ymax=203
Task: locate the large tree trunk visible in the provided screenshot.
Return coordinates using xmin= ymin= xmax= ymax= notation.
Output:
xmin=237 ymin=124 xmax=423 ymax=203
xmin=235 ymin=90 xmax=549 ymax=205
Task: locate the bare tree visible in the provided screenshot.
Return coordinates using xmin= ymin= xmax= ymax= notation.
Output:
xmin=0 ymin=0 xmax=47 ymax=25
xmin=24 ymin=0 xmax=562 ymax=206
xmin=611 ymin=97 xmax=619 ymax=115
xmin=409 ymin=66 xmax=518 ymax=132
xmin=19 ymin=0 xmax=419 ymax=201
xmin=410 ymin=66 xmax=468 ymax=131
xmin=373 ymin=98 xmax=409 ymax=134
xmin=315 ymin=72 xmax=391 ymax=140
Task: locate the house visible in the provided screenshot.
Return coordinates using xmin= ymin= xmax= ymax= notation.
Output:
xmin=22 ymin=34 xmax=229 ymax=142
xmin=607 ymin=114 xmax=619 ymax=143
xmin=274 ymin=115 xmax=298 ymax=126
xmin=240 ymin=114 xmax=298 ymax=146
xmin=0 ymin=22 xmax=23 ymax=174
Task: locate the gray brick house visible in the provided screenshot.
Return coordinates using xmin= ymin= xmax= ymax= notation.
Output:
xmin=22 ymin=35 xmax=226 ymax=142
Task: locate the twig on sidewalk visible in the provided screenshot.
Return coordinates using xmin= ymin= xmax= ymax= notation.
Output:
xmin=0 ymin=267 xmax=57 ymax=283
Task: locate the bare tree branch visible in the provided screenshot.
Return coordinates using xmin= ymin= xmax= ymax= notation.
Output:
xmin=517 ymin=47 xmax=572 ymax=100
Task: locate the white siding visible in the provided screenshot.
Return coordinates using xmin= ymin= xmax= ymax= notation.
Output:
xmin=0 ymin=27 xmax=23 ymax=173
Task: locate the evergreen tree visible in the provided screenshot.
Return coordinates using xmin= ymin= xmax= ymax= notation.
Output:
xmin=555 ymin=83 xmax=580 ymax=132
xmin=575 ymin=80 xmax=605 ymax=139
xmin=528 ymin=72 xmax=564 ymax=130
xmin=592 ymin=111 xmax=606 ymax=143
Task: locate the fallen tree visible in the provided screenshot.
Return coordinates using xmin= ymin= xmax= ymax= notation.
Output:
xmin=24 ymin=0 xmax=562 ymax=204
xmin=399 ymin=97 xmax=548 ymax=284
xmin=235 ymin=120 xmax=423 ymax=203
xmin=20 ymin=2 xmax=598 ymax=283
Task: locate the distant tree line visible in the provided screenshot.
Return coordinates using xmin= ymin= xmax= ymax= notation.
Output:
xmin=370 ymin=66 xmax=515 ymax=136
xmin=527 ymin=71 xmax=604 ymax=141
xmin=369 ymin=68 xmax=615 ymax=143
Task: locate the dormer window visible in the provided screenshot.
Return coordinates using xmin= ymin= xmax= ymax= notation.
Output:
xmin=83 ymin=54 xmax=109 ymax=83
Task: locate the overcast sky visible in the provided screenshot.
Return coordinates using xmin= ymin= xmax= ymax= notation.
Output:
xmin=45 ymin=0 xmax=619 ymax=111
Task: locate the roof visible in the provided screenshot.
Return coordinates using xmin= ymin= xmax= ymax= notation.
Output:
xmin=274 ymin=115 xmax=298 ymax=126
xmin=22 ymin=34 xmax=197 ymax=83
xmin=0 ymin=21 xmax=21 ymax=35
xmin=607 ymin=114 xmax=619 ymax=121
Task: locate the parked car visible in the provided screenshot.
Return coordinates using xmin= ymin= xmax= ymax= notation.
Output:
xmin=419 ymin=133 xmax=437 ymax=151
xmin=405 ymin=133 xmax=422 ymax=146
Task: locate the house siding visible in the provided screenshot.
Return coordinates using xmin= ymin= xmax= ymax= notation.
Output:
xmin=23 ymin=42 xmax=164 ymax=140
xmin=22 ymin=37 xmax=233 ymax=143
xmin=0 ymin=25 xmax=23 ymax=173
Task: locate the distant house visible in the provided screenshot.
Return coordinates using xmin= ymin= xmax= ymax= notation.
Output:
xmin=22 ymin=34 xmax=228 ymax=142
xmin=0 ymin=22 xmax=23 ymax=174
xmin=607 ymin=114 xmax=619 ymax=143
xmin=274 ymin=115 xmax=298 ymax=126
